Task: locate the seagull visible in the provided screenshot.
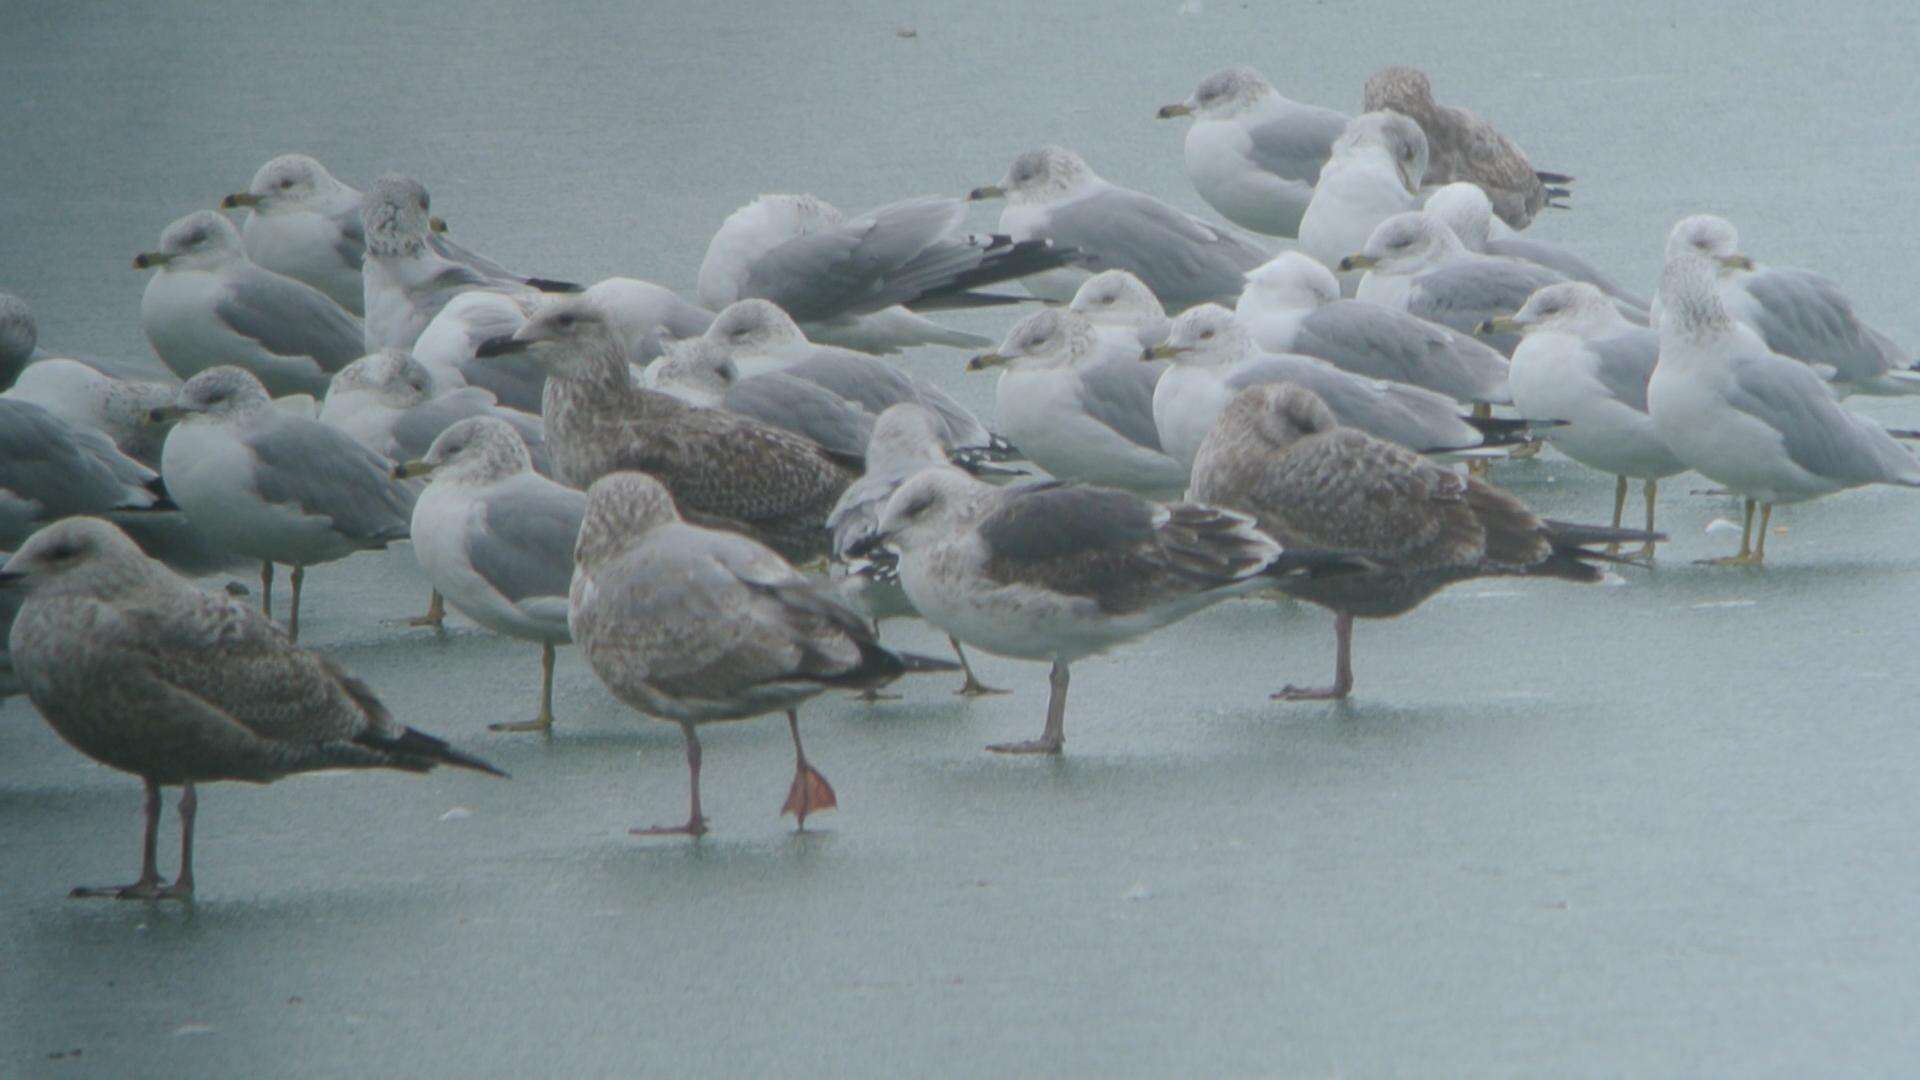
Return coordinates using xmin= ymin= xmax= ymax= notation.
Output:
xmin=3 ymin=358 xmax=176 ymax=466
xmin=967 ymin=307 xmax=1186 ymax=492
xmin=1297 ymin=111 xmax=1429 ymax=295
xmin=154 ymin=366 xmax=415 ymax=639
xmin=969 ymin=146 xmax=1270 ymax=310
xmin=397 ymin=416 xmax=582 ymax=732
xmin=410 ymin=291 xmax=545 ymax=410
xmin=1485 ymin=282 xmax=1682 ymax=558
xmin=582 ymin=277 xmax=715 ymax=365
xmin=0 ymin=398 xmax=170 ymax=547
xmin=1361 ymin=65 xmax=1570 ymax=230
xmin=1341 ymin=210 xmax=1574 ymax=354
xmin=859 ymin=468 xmax=1366 ymax=753
xmin=221 ymin=153 xmax=369 ymax=314
xmin=1065 ymin=269 xmax=1173 ymax=363
xmin=321 ymin=349 xmax=546 ymax=474
xmin=1148 ymin=304 xmax=1531 ymax=468
xmin=650 ymin=336 xmax=877 ymax=462
xmin=1188 ymin=383 xmax=1657 ymax=699
xmin=1236 ymin=251 xmax=1511 ymax=405
xmin=136 ymin=211 xmax=365 ymax=396
xmin=1648 ymin=216 xmax=1920 ymax=565
xmin=1 ymin=516 xmax=501 ymax=900
xmin=483 ymin=297 xmax=854 ymax=563
xmin=1423 ymin=182 xmax=1647 ymax=313
xmin=2 ymin=291 xmax=174 ymax=387
xmin=569 ymin=471 xmax=957 ymax=834
xmin=698 ymin=193 xmax=1063 ymax=353
xmin=1155 ymin=65 xmax=1350 ymax=238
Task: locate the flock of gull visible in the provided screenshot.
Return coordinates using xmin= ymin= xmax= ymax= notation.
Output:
xmin=7 ymin=63 xmax=1919 ymax=899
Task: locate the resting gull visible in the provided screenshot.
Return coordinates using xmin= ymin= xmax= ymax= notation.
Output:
xmin=1 ymin=517 xmax=501 ymax=900
xmin=1188 ymin=383 xmax=1656 ymax=699
xmin=1342 ymin=210 xmax=1574 ymax=354
xmin=221 ymin=153 xmax=370 ymax=314
xmin=136 ymin=211 xmax=365 ymax=396
xmin=410 ymin=290 xmax=547 ymax=410
xmin=1424 ymin=182 xmax=1647 ymax=313
xmin=321 ymin=349 xmax=546 ymax=474
xmin=570 ymin=472 xmax=956 ymax=834
xmin=1065 ymin=269 xmax=1173 ymax=363
xmin=1155 ymin=65 xmax=1349 ymax=238
xmin=2 ymin=291 xmax=174 ymax=387
xmin=1297 ymin=111 xmax=1429 ymax=296
xmin=397 ymin=416 xmax=583 ymax=732
xmin=3 ymin=358 xmax=176 ymax=466
xmin=858 ymin=469 xmax=1365 ymax=753
xmin=1649 ymin=217 xmax=1920 ymax=564
xmin=0 ymin=398 xmax=169 ymax=547
xmin=583 ymin=277 xmax=715 ymax=365
xmin=155 ymin=366 xmax=415 ymax=639
xmin=651 ymin=337 xmax=876 ymax=463
xmin=968 ymin=146 xmax=1270 ymax=310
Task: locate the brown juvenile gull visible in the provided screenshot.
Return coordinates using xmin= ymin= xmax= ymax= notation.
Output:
xmin=398 ymin=416 xmax=583 ymax=732
xmin=1361 ymin=65 xmax=1570 ymax=230
xmin=570 ymin=472 xmax=956 ymax=835
xmin=1 ymin=517 xmax=502 ymax=900
xmin=481 ymin=296 xmax=855 ymax=564
xmin=858 ymin=469 xmax=1368 ymax=754
xmin=1188 ymin=383 xmax=1660 ymax=700
xmin=155 ymin=366 xmax=415 ymax=641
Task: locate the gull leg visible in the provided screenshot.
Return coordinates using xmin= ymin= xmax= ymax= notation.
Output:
xmin=159 ymin=783 xmax=196 ymax=900
xmin=1698 ymin=498 xmax=1763 ymax=566
xmin=72 ymin=778 xmax=166 ymax=899
xmin=1274 ymin=612 xmax=1355 ymax=701
xmin=780 ymin=709 xmax=837 ymax=829
xmin=1468 ymin=403 xmax=1493 ymax=476
xmin=286 ymin=564 xmax=307 ymax=642
xmin=408 ymin=589 xmax=446 ymax=630
xmin=951 ymin=636 xmax=1009 ymax=697
xmin=632 ymin=722 xmax=707 ymax=837
xmin=989 ymin=659 xmax=1067 ymax=754
xmin=1630 ymin=478 xmax=1661 ymax=563
xmin=1606 ymin=475 xmax=1628 ymax=555
xmin=1752 ymin=503 xmax=1773 ymax=564
xmin=259 ymin=562 xmax=274 ymax=618
xmin=491 ymin=641 xmax=557 ymax=733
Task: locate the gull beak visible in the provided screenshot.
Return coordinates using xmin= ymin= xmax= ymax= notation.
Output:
xmin=966 ymin=352 xmax=1011 ymax=371
xmin=148 ymin=404 xmax=191 ymax=423
xmin=1337 ymin=254 xmax=1377 ymax=272
xmin=429 ymin=215 xmax=449 ymax=234
xmin=133 ymin=251 xmax=171 ymax=270
xmin=476 ymin=333 xmax=531 ymax=358
xmin=1145 ymin=343 xmax=1189 ymax=360
xmin=221 ymin=192 xmax=261 ymax=209
xmin=0 ymin=570 xmax=23 ymax=588
xmin=394 ymin=459 xmax=435 ymax=480
xmin=1718 ymin=254 xmax=1756 ymax=272
xmin=966 ymin=184 xmax=1006 ymax=202
xmin=1156 ymin=102 xmax=1193 ymax=119
xmin=1478 ymin=315 xmax=1521 ymax=336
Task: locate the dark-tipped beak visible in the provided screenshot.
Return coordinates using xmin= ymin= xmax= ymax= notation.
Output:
xmin=429 ymin=215 xmax=449 ymax=234
xmin=0 ymin=570 xmax=24 ymax=588
xmin=1478 ymin=315 xmax=1521 ymax=336
xmin=221 ymin=192 xmax=260 ymax=209
xmin=148 ymin=404 xmax=189 ymax=423
xmin=475 ymin=335 xmax=528 ymax=358
xmin=1156 ymin=102 xmax=1193 ymax=119
xmin=393 ymin=459 xmax=434 ymax=480
xmin=966 ymin=352 xmax=1010 ymax=372
xmin=966 ymin=184 xmax=1006 ymax=202
xmin=133 ymin=252 xmax=169 ymax=270
xmin=1337 ymin=254 xmax=1377 ymax=273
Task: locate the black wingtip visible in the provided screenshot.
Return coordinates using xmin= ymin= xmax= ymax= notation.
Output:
xmin=364 ymin=726 xmax=509 ymax=778
xmin=1535 ymin=170 xmax=1576 ymax=185
xmin=523 ymin=277 xmax=583 ymax=294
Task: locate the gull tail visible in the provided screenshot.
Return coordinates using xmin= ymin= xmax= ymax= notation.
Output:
xmin=359 ymin=725 xmax=509 ymax=778
xmin=1535 ymin=170 xmax=1575 ymax=185
xmin=1535 ymin=520 xmax=1666 ymax=580
xmin=1848 ymin=368 xmax=1920 ymax=397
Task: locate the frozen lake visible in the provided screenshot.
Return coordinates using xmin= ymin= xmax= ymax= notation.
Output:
xmin=6 ymin=1 xmax=1920 ymax=1074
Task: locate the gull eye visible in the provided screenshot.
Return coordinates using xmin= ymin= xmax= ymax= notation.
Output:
xmin=1199 ymin=329 xmax=1215 ymax=340
xmin=280 ymin=178 xmax=294 ymax=189
xmin=904 ymin=493 xmax=936 ymax=519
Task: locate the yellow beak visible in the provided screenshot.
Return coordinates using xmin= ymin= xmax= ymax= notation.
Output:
xmin=221 ymin=192 xmax=261 ymax=208
xmin=1145 ymin=343 xmax=1189 ymax=361
xmin=966 ymin=352 xmax=1010 ymax=371
xmin=1478 ymin=316 xmax=1521 ymax=336
xmin=393 ymin=459 xmax=436 ymax=480
xmin=1156 ymin=102 xmax=1193 ymax=119
xmin=1338 ymin=254 xmax=1378 ymax=272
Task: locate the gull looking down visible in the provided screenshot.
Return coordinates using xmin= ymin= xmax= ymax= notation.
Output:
xmin=1298 ymin=111 xmax=1429 ymax=296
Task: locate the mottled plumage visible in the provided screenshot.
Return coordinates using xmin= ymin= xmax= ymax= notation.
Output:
xmin=1362 ymin=65 xmax=1559 ymax=230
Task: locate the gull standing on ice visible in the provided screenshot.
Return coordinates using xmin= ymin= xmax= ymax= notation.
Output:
xmin=2 ymin=517 xmax=501 ymax=900
xmin=1298 ymin=111 xmax=1429 ymax=296
xmin=1155 ymin=65 xmax=1349 ymax=238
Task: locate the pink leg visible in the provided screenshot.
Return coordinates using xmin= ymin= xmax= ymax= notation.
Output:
xmin=632 ymin=723 xmax=708 ymax=837
xmin=780 ymin=710 xmax=837 ymax=829
xmin=1273 ymin=612 xmax=1355 ymax=701
xmin=72 ymin=778 xmax=167 ymax=900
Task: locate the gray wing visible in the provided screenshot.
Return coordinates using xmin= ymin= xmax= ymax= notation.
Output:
xmin=217 ymin=268 xmax=366 ymax=369
xmin=1485 ymin=236 xmax=1647 ymax=311
xmin=0 ymin=401 xmax=156 ymax=539
xmin=1739 ymin=268 xmax=1904 ymax=384
xmin=1243 ymin=107 xmax=1348 ymax=185
xmin=900 ymin=377 xmax=992 ymax=448
xmin=744 ymin=197 xmax=965 ymax=320
xmin=1586 ymin=330 xmax=1660 ymax=413
xmin=1296 ymin=302 xmax=1509 ymax=403
xmin=1408 ymin=259 xmax=1563 ymax=350
xmin=469 ymin=479 xmax=585 ymax=605
xmin=387 ymin=388 xmax=498 ymax=461
xmin=247 ymin=418 xmax=415 ymax=543
xmin=1075 ymin=358 xmax=1167 ymax=451
xmin=1227 ymin=355 xmax=1482 ymax=452
xmin=1046 ymin=188 xmax=1270 ymax=309
xmin=784 ymin=350 xmax=922 ymax=414
xmin=1724 ymin=353 xmax=1920 ymax=484
xmin=726 ymin=373 xmax=876 ymax=461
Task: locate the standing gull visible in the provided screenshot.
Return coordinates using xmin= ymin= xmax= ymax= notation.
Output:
xmin=860 ymin=469 xmax=1365 ymax=753
xmin=1 ymin=517 xmax=501 ymax=900
xmin=967 ymin=308 xmax=1186 ymax=492
xmin=1188 ymin=383 xmax=1656 ymax=700
xmin=136 ymin=211 xmax=365 ymax=396
xmin=969 ymin=146 xmax=1270 ymax=310
xmin=485 ymin=297 xmax=854 ymax=563
xmin=1424 ymin=182 xmax=1647 ymax=313
xmin=155 ymin=367 xmax=415 ymax=639
xmin=570 ymin=472 xmax=955 ymax=834
xmin=1155 ymin=65 xmax=1349 ymax=238
xmin=1361 ymin=65 xmax=1569 ymax=230
xmin=1342 ymin=211 xmax=1572 ymax=355
xmin=1236 ymin=251 xmax=1511 ymax=405
xmin=398 ymin=416 xmax=583 ymax=732
xmin=1066 ymin=269 xmax=1173 ymax=363
xmin=1486 ymin=282 xmax=1682 ymax=557
xmin=1297 ymin=111 xmax=1429 ymax=296
xmin=1648 ymin=217 xmax=1920 ymax=565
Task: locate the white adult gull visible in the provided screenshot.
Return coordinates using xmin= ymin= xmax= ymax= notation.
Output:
xmin=583 ymin=277 xmax=715 ymax=366
xmin=0 ymin=399 xmax=169 ymax=548
xmin=1066 ymin=269 xmax=1173 ymax=364
xmin=969 ymin=146 xmax=1270 ymax=310
xmin=569 ymin=472 xmax=957 ymax=834
xmin=1342 ymin=210 xmax=1574 ymax=355
xmin=1155 ymin=65 xmax=1350 ymax=238
xmin=1424 ymin=182 xmax=1647 ymax=313
xmin=1 ymin=517 xmax=501 ymax=900
xmin=857 ymin=469 xmax=1366 ymax=753
xmin=1649 ymin=215 xmax=1920 ymax=565
xmin=321 ymin=349 xmax=546 ymax=474
xmin=1297 ymin=111 xmax=1429 ymax=296
xmin=221 ymin=153 xmax=370 ymax=314
xmin=136 ymin=211 xmax=365 ymax=397
xmin=3 ymin=358 xmax=176 ymax=466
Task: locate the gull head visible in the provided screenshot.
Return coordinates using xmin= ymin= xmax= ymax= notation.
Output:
xmin=973 ymin=147 xmax=1094 ymax=205
xmin=1220 ymin=382 xmax=1340 ymax=454
xmin=0 ymin=291 xmax=36 ymax=375
xmin=1240 ymin=252 xmax=1340 ymax=315
xmin=1153 ymin=303 xmax=1253 ymax=368
xmin=0 ymin=518 xmax=157 ymax=600
xmin=1332 ymin=111 xmax=1429 ymax=195
xmin=1160 ymin=66 xmax=1275 ymax=121
xmin=648 ymin=337 xmax=737 ymax=407
xmin=874 ymin=467 xmax=979 ymax=554
xmin=156 ymin=366 xmax=272 ymax=423
xmin=575 ymin=471 xmax=680 ymax=570
xmin=135 ymin=211 xmax=242 ymax=272
xmin=1665 ymin=214 xmax=1753 ymax=273
xmin=970 ymin=308 xmax=1095 ymax=373
xmin=500 ymin=297 xmax=622 ymax=378
xmin=401 ymin=415 xmax=533 ymax=485
xmin=1069 ymin=270 xmax=1169 ymax=341
xmin=224 ymin=154 xmax=346 ymax=213
xmin=1422 ymin=182 xmax=1494 ymax=251
xmin=1361 ymin=65 xmax=1437 ymax=116
xmin=583 ymin=277 xmax=712 ymax=363
xmin=362 ymin=175 xmax=434 ymax=257
xmin=865 ymin=404 xmax=950 ymax=470
xmin=1485 ymin=282 xmax=1619 ymax=339
xmin=1659 ymin=218 xmax=1738 ymax=339
xmin=1343 ymin=211 xmax=1457 ymax=275
xmin=328 ymin=349 xmax=435 ymax=409
xmin=704 ymin=299 xmax=809 ymax=360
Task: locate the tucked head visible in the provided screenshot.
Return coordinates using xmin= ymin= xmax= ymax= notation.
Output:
xmin=1332 ymin=111 xmax=1429 ymax=194
xmin=135 ymin=211 xmax=243 ymax=271
xmin=1664 ymin=214 xmax=1751 ymax=271
xmin=1219 ymin=382 xmax=1339 ymax=451
xmin=1160 ymin=66 xmax=1276 ymax=120
xmin=1154 ymin=303 xmax=1253 ymax=366
xmin=1422 ymin=182 xmax=1494 ymax=250
xmin=361 ymin=174 xmax=433 ymax=255
xmin=704 ymin=299 xmax=808 ymax=356
xmin=0 ymin=517 xmax=157 ymax=598
xmin=866 ymin=403 xmax=949 ymax=468
xmin=1068 ymin=269 xmax=1169 ymax=338
xmin=575 ymin=471 xmax=681 ymax=568
xmin=1240 ymin=252 xmax=1340 ymax=313
xmin=969 ymin=308 xmax=1096 ymax=372
xmin=328 ymin=349 xmax=434 ymax=406
xmin=224 ymin=154 xmax=346 ymax=212
xmin=1361 ymin=65 xmax=1436 ymax=113
xmin=402 ymin=414 xmax=533 ymax=485
xmin=1344 ymin=210 xmax=1458 ymax=273
xmin=156 ymin=366 xmax=272 ymax=422
xmin=649 ymin=337 xmax=737 ymax=406
xmin=971 ymin=147 xmax=1095 ymax=204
